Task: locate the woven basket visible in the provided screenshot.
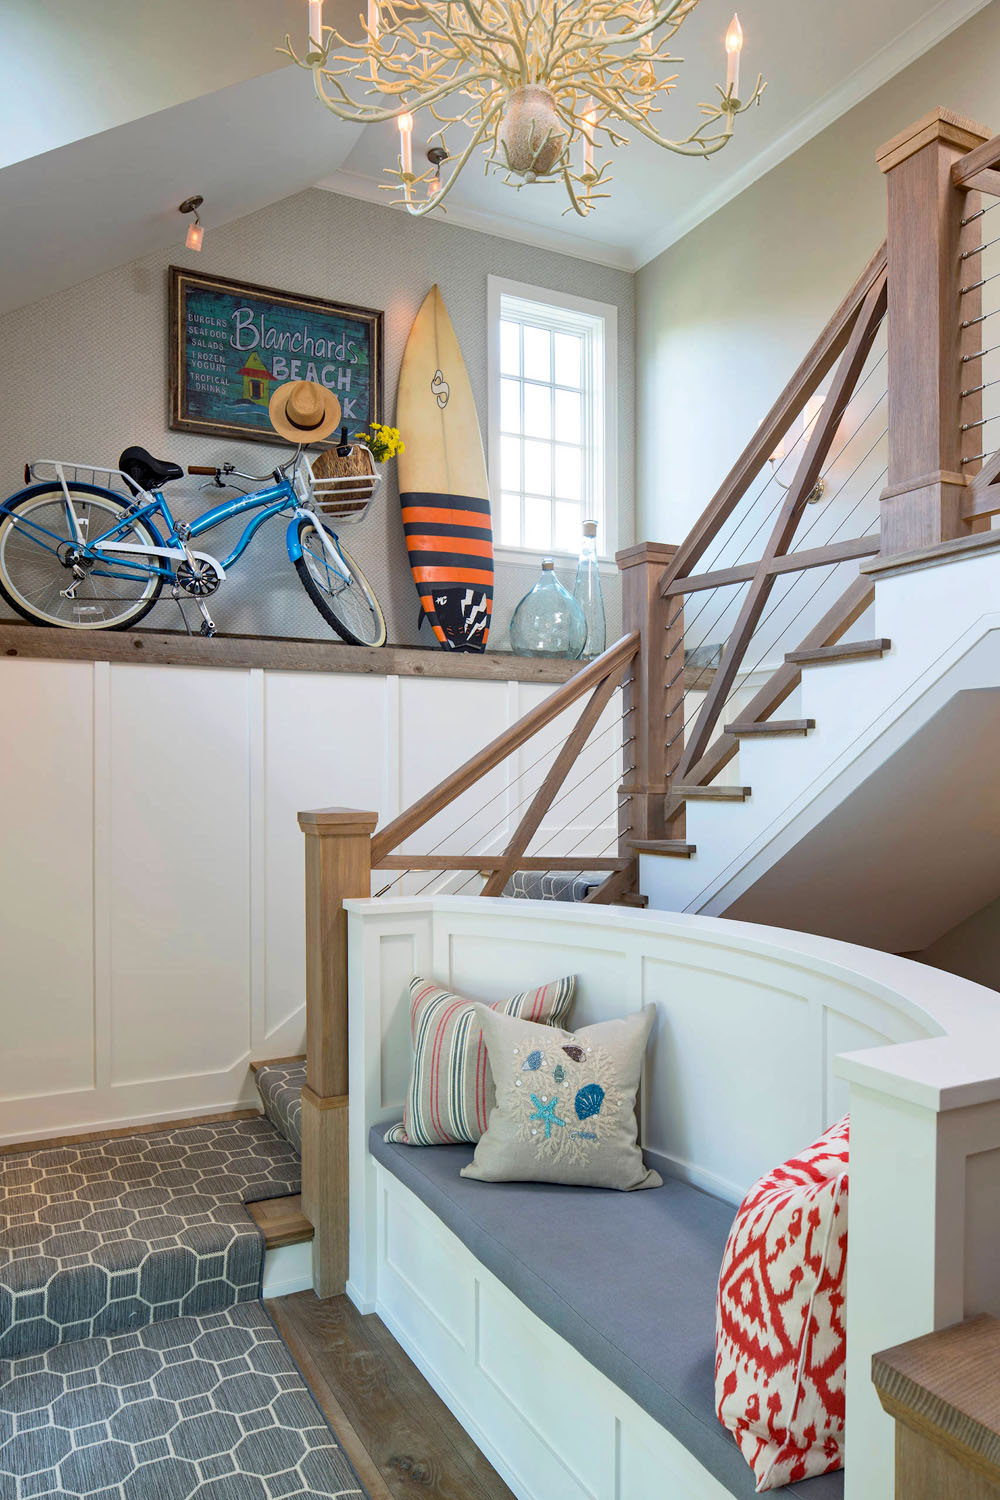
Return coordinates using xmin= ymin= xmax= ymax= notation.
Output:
xmin=309 ymin=445 xmax=379 ymax=520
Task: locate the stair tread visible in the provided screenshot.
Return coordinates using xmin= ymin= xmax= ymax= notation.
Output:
xmin=629 ymin=839 xmax=696 ymax=856
xmin=672 ymin=783 xmax=751 ymax=801
xmin=246 ymin=1192 xmax=314 ymax=1248
xmin=786 ymin=638 xmax=891 ymax=666
xmin=725 ymin=719 xmax=815 ymax=736
xmin=250 ymin=1054 xmax=306 ymax=1073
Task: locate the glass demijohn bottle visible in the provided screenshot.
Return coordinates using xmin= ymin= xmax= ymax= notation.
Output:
xmin=509 ymin=559 xmax=587 ymax=659
xmin=572 ymin=519 xmax=606 ymax=660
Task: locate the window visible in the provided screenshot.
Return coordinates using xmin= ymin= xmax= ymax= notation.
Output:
xmin=488 ymin=277 xmax=617 ymax=560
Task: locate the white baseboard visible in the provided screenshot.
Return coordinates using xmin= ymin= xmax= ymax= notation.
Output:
xmin=262 ymin=1240 xmax=313 ymax=1299
xmin=0 ymin=1095 xmax=261 ymax=1149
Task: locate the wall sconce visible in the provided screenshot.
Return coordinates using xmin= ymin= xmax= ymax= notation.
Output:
xmin=426 ymin=145 xmax=448 ymax=198
xmin=768 ymin=391 xmax=827 ymax=503
xmin=179 ymin=195 xmax=205 ymax=252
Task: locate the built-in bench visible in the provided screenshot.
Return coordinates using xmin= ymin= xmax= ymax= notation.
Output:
xmin=369 ymin=1125 xmax=843 ymax=1499
xmin=345 ymin=896 xmax=1000 ymax=1500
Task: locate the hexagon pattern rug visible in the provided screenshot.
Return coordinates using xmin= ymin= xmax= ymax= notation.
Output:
xmin=0 ymin=1118 xmax=301 ymax=1360
xmin=253 ymin=1069 xmax=304 ymax=1159
xmin=0 ymin=1299 xmax=367 ymax=1499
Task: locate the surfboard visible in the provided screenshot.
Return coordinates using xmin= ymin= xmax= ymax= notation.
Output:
xmin=396 ymin=285 xmax=494 ymax=652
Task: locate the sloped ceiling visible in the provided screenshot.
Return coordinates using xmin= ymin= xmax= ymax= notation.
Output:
xmin=0 ymin=0 xmax=994 ymax=315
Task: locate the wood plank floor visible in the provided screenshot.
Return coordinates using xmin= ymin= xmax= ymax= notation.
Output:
xmin=268 ymin=1291 xmax=516 ymax=1500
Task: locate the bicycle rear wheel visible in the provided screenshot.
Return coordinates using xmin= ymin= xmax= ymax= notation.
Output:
xmin=294 ymin=518 xmax=386 ymax=647
xmin=0 ymin=487 xmax=163 ymax=630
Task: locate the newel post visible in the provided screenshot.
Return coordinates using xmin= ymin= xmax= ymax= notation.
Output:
xmin=877 ymin=108 xmax=992 ymax=554
xmin=296 ymin=806 xmax=377 ymax=1298
xmin=616 ymin=542 xmax=681 ymax=845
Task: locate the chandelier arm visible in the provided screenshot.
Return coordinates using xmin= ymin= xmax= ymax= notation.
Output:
xmin=548 ymin=0 xmax=699 ymax=70
xmin=595 ymin=78 xmax=763 ymax=156
xmin=395 ymin=100 xmax=503 ymax=216
xmin=309 ymin=58 xmax=495 ymax=123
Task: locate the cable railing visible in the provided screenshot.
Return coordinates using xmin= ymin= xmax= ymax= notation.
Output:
xmin=372 ymin=685 xmax=632 ymax=901
xmin=653 ymin=245 xmax=888 ymax=805
xmin=364 ymin=632 xmax=643 ymax=908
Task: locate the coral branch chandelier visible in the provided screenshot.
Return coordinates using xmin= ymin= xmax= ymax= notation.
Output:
xmin=280 ymin=1 xmax=766 ymax=218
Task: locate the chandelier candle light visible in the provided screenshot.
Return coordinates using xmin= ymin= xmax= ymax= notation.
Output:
xmin=281 ymin=1 xmax=765 ymax=218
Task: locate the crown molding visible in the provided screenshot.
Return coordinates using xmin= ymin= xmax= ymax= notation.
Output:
xmin=633 ymin=0 xmax=997 ymax=269
xmin=313 ymin=168 xmax=637 ymax=273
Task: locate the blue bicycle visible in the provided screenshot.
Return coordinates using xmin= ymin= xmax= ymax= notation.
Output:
xmin=0 ymin=445 xmax=387 ymax=645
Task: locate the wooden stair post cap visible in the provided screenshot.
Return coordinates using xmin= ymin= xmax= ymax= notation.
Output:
xmin=615 ymin=540 xmax=679 ymax=570
xmin=297 ymin=807 xmax=379 ymax=835
xmin=876 ymin=107 xmax=992 ymax=173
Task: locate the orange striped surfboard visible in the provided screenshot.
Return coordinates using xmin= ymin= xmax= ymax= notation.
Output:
xmin=396 ymin=286 xmax=493 ymax=652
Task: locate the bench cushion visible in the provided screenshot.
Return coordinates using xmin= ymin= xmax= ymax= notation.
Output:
xmin=370 ymin=1124 xmax=844 ymax=1500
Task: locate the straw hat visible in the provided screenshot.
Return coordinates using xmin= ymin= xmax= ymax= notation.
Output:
xmin=268 ymin=380 xmax=341 ymax=445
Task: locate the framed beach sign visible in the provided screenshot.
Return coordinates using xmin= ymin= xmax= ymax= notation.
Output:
xmin=169 ymin=267 xmax=383 ymax=447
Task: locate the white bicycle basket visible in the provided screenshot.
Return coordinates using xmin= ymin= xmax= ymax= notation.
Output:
xmin=303 ymin=445 xmax=381 ymax=522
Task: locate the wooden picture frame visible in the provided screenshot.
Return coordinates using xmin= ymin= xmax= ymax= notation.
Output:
xmin=168 ymin=267 xmax=383 ymax=448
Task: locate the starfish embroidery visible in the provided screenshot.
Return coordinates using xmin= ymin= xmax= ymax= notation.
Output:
xmin=529 ymin=1094 xmax=567 ymax=1140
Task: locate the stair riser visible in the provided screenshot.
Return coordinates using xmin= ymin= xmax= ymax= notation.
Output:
xmin=642 ymin=550 xmax=1000 ymax=926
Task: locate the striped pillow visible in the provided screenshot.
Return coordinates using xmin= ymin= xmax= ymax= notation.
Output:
xmin=385 ymin=974 xmax=575 ymax=1146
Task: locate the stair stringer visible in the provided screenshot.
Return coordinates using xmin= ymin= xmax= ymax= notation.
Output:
xmin=641 ymin=546 xmax=1000 ymax=925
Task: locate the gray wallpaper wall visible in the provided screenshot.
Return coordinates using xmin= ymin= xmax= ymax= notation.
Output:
xmin=0 ymin=187 xmax=633 ymax=650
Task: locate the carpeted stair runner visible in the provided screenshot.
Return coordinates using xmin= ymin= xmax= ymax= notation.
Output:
xmin=0 ymin=1119 xmax=300 ymax=1361
xmin=0 ymin=1301 xmax=366 ymax=1498
xmin=0 ymin=1117 xmax=370 ymax=1499
xmin=253 ymin=1070 xmax=304 ymax=1160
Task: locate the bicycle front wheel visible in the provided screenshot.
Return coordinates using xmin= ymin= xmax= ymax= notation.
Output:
xmin=294 ymin=518 xmax=386 ymax=648
xmin=0 ymin=487 xmax=163 ymax=630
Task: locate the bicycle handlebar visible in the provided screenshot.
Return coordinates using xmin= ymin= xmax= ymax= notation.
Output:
xmin=187 ymin=465 xmax=217 ymax=476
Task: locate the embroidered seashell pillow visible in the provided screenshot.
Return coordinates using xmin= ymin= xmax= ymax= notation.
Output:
xmin=461 ymin=1004 xmax=661 ymax=1192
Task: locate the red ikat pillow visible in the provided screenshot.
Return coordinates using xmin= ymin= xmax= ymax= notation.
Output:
xmin=715 ymin=1116 xmax=849 ymax=1491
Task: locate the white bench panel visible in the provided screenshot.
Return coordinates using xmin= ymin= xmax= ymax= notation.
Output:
xmin=372 ymin=1165 xmax=733 ymax=1500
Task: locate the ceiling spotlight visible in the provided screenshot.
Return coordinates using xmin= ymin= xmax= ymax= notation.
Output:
xmin=179 ymin=195 xmax=204 ymax=252
xmin=426 ymin=146 xmax=448 ymax=199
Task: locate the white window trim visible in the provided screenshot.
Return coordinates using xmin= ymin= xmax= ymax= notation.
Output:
xmin=487 ymin=275 xmax=619 ymax=571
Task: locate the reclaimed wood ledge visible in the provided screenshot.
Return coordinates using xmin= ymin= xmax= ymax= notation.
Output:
xmin=0 ymin=621 xmax=584 ymax=684
xmin=0 ymin=620 xmax=715 ymax=691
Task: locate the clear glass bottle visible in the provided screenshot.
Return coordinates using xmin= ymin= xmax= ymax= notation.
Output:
xmin=509 ymin=559 xmax=587 ymax=659
xmin=572 ymin=519 xmax=606 ymax=660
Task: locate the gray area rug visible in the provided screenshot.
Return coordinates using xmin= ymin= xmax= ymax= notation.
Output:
xmin=0 ymin=1299 xmax=366 ymax=1499
xmin=0 ymin=1119 xmax=300 ymax=1360
xmin=253 ymin=1070 xmax=304 ymax=1159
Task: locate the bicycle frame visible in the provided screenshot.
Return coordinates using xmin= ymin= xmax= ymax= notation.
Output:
xmin=1 ymin=464 xmax=351 ymax=589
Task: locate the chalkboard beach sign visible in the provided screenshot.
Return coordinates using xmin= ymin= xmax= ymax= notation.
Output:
xmin=169 ymin=268 xmax=382 ymax=447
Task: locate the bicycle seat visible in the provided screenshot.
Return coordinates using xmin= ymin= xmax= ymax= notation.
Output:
xmin=119 ymin=446 xmax=184 ymax=492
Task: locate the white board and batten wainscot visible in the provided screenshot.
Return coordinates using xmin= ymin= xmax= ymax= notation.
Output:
xmin=0 ymin=650 xmax=618 ymax=1144
xmin=346 ymin=894 xmax=1000 ymax=1500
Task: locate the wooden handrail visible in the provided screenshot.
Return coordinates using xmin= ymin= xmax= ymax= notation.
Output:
xmin=662 ymin=534 xmax=881 ymax=596
xmin=370 ymin=631 xmax=640 ymax=866
xmin=479 ymin=668 xmax=623 ymax=897
xmin=952 ymin=130 xmax=1000 ymax=193
xmin=676 ymin=268 xmax=888 ymax=779
xmin=659 ymin=241 xmax=887 ymax=596
xmin=374 ymin=854 xmax=626 ymax=871
xmin=664 ymin=572 xmax=873 ymax=818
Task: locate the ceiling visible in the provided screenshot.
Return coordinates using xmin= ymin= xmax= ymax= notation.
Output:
xmin=321 ymin=0 xmax=996 ymax=268
xmin=0 ymin=0 xmax=993 ymax=315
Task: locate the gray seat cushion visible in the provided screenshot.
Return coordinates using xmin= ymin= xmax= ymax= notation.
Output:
xmin=370 ymin=1125 xmax=844 ymax=1500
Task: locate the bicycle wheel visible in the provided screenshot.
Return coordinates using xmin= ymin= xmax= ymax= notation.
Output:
xmin=294 ymin=517 xmax=386 ymax=647
xmin=0 ymin=486 xmax=164 ymax=630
